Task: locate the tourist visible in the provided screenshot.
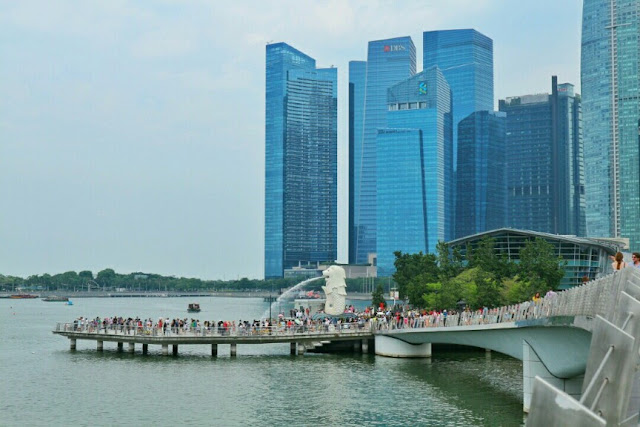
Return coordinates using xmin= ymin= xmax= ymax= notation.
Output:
xmin=632 ymin=252 xmax=640 ymax=269
xmin=612 ymin=252 xmax=628 ymax=270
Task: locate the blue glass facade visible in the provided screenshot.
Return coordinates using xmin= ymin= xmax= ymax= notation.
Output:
xmin=376 ymin=68 xmax=452 ymax=276
xmin=455 ymin=111 xmax=507 ymax=238
xmin=423 ymin=30 xmax=494 ymax=166
xmin=581 ymin=0 xmax=639 ymax=248
xmin=350 ymin=37 xmax=416 ymax=264
xmin=348 ymin=61 xmax=366 ymax=265
xmin=499 ymin=77 xmax=585 ymax=236
xmin=265 ymin=43 xmax=337 ymax=278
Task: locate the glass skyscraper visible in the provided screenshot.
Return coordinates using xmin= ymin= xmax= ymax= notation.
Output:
xmin=423 ymin=30 xmax=494 ymax=165
xmin=265 ymin=43 xmax=337 ymax=278
xmin=499 ymin=77 xmax=586 ymax=236
xmin=349 ymin=37 xmax=416 ymax=265
xmin=376 ymin=67 xmax=452 ymax=276
xmin=581 ymin=0 xmax=639 ymax=248
xmin=455 ymin=111 xmax=507 ymax=239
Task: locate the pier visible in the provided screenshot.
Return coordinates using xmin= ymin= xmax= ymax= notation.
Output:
xmin=53 ymin=322 xmax=374 ymax=356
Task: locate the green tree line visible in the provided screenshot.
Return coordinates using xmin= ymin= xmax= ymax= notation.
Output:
xmin=392 ymin=237 xmax=565 ymax=311
xmin=0 ymin=269 xmax=305 ymax=293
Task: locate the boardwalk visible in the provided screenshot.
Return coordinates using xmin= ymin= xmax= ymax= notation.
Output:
xmin=53 ymin=321 xmax=374 ymax=355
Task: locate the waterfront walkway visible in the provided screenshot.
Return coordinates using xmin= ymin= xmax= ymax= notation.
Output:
xmin=53 ymin=320 xmax=374 ymax=356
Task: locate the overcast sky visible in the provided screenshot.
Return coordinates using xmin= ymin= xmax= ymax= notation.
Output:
xmin=0 ymin=0 xmax=583 ymax=280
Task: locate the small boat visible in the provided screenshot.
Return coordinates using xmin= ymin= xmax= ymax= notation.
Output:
xmin=10 ymin=294 xmax=39 ymax=299
xmin=42 ymin=296 xmax=69 ymax=302
xmin=187 ymin=303 xmax=201 ymax=313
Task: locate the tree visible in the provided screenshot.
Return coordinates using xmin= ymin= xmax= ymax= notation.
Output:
xmin=371 ymin=284 xmax=386 ymax=309
xmin=96 ymin=268 xmax=116 ymax=288
xmin=517 ymin=238 xmax=565 ymax=297
xmin=436 ymin=241 xmax=464 ymax=281
xmin=392 ymin=251 xmax=439 ymax=300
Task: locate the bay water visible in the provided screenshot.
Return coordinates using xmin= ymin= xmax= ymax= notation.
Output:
xmin=0 ymin=297 xmax=525 ymax=426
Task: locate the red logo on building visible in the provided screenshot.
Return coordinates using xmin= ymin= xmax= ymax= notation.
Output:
xmin=383 ymin=45 xmax=390 ymax=52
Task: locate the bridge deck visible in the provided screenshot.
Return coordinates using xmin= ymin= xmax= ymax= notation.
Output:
xmin=52 ymin=323 xmax=373 ymax=346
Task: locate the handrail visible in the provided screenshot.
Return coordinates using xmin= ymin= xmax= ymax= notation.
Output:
xmin=54 ymin=321 xmax=373 ymax=338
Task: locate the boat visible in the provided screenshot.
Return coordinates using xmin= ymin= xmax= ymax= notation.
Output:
xmin=187 ymin=303 xmax=201 ymax=313
xmin=10 ymin=294 xmax=39 ymax=299
xmin=42 ymin=296 xmax=69 ymax=302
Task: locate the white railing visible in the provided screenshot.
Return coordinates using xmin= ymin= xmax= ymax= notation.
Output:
xmin=54 ymin=321 xmax=373 ymax=338
xmin=377 ymin=269 xmax=640 ymax=332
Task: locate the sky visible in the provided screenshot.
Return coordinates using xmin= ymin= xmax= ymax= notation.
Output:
xmin=0 ymin=0 xmax=583 ymax=280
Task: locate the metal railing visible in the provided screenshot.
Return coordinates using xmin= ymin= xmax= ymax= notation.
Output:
xmin=54 ymin=321 xmax=373 ymax=338
xmin=376 ymin=270 xmax=639 ymax=332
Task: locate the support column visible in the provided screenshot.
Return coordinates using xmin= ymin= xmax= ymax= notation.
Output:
xmin=290 ymin=342 xmax=297 ymax=355
xmin=162 ymin=344 xmax=168 ymax=356
xmin=230 ymin=343 xmax=237 ymax=357
xmin=354 ymin=340 xmax=360 ymax=352
xmin=523 ymin=340 xmax=583 ymax=413
xmin=97 ymin=341 xmax=103 ymax=352
xmin=173 ymin=345 xmax=178 ymax=356
xmin=362 ymin=339 xmax=369 ymax=354
xmin=117 ymin=342 xmax=123 ymax=352
xmin=374 ymin=335 xmax=431 ymax=358
xmin=128 ymin=342 xmax=135 ymax=353
xmin=211 ymin=344 xmax=218 ymax=357
xmin=70 ymin=338 xmax=76 ymax=350
xmin=297 ymin=343 xmax=305 ymax=355
xmin=142 ymin=344 xmax=148 ymax=355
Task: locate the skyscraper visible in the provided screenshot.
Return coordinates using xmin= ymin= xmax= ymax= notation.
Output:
xmin=455 ymin=111 xmax=507 ymax=239
xmin=423 ymin=29 xmax=494 ymax=239
xmin=376 ymin=67 xmax=452 ymax=276
xmin=423 ymin=30 xmax=494 ymax=164
xmin=581 ymin=0 xmax=639 ymax=247
xmin=349 ymin=37 xmax=416 ymax=265
xmin=499 ymin=77 xmax=586 ymax=236
xmin=264 ymin=43 xmax=337 ymax=278
xmin=348 ymin=61 xmax=366 ymax=265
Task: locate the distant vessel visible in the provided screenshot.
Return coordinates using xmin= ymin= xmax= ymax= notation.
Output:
xmin=10 ymin=294 xmax=38 ymax=299
xmin=187 ymin=303 xmax=201 ymax=313
xmin=42 ymin=296 xmax=69 ymax=302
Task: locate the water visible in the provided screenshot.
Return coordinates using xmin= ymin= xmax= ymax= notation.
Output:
xmin=262 ymin=276 xmax=323 ymax=319
xmin=0 ymin=297 xmax=525 ymax=426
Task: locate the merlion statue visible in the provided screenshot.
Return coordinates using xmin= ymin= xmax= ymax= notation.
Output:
xmin=321 ymin=265 xmax=347 ymax=315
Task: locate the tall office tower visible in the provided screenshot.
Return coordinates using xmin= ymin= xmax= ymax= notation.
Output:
xmin=264 ymin=43 xmax=338 ymax=278
xmin=455 ymin=111 xmax=507 ymax=239
xmin=581 ymin=0 xmax=639 ymax=247
xmin=499 ymin=77 xmax=586 ymax=236
xmin=376 ymin=67 xmax=452 ymax=276
xmin=348 ymin=61 xmax=366 ymax=265
xmin=423 ymin=29 xmax=494 ymax=238
xmin=349 ymin=37 xmax=416 ymax=265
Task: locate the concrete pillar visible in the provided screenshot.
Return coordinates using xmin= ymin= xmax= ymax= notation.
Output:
xmin=70 ymin=338 xmax=76 ymax=350
xmin=142 ymin=344 xmax=148 ymax=355
xmin=162 ymin=344 xmax=168 ymax=356
xmin=211 ymin=344 xmax=218 ymax=357
xmin=290 ymin=342 xmax=297 ymax=355
xmin=362 ymin=339 xmax=369 ymax=354
xmin=354 ymin=340 xmax=360 ymax=352
xmin=97 ymin=341 xmax=103 ymax=351
xmin=297 ymin=343 xmax=305 ymax=355
xmin=117 ymin=342 xmax=123 ymax=352
xmin=173 ymin=345 xmax=178 ymax=356
xmin=522 ymin=340 xmax=583 ymax=413
xmin=374 ymin=335 xmax=431 ymax=358
xmin=230 ymin=343 xmax=237 ymax=357
xmin=128 ymin=342 xmax=135 ymax=353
